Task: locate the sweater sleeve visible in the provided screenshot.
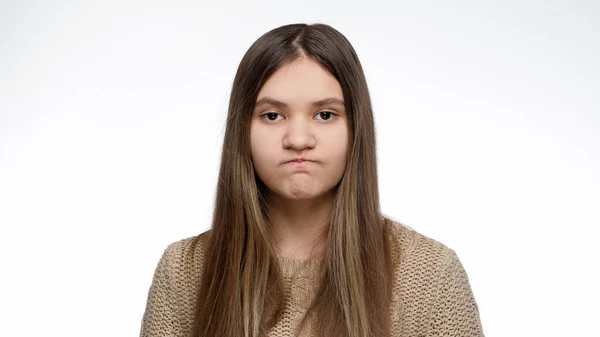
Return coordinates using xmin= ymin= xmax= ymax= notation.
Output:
xmin=139 ymin=245 xmax=182 ymax=337
xmin=427 ymin=249 xmax=484 ymax=337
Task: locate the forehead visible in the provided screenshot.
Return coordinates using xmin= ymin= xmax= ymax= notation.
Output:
xmin=256 ymin=58 xmax=344 ymax=105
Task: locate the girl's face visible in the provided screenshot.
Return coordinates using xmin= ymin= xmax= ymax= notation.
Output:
xmin=250 ymin=57 xmax=349 ymax=201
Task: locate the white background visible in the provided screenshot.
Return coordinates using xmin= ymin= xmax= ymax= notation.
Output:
xmin=1 ymin=1 xmax=598 ymax=336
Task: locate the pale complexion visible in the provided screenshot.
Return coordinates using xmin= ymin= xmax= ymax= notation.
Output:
xmin=250 ymin=57 xmax=349 ymax=261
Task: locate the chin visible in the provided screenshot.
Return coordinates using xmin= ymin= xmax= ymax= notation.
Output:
xmin=266 ymin=181 xmax=334 ymax=201
xmin=284 ymin=186 xmax=329 ymax=201
xmin=285 ymin=192 xmax=317 ymax=200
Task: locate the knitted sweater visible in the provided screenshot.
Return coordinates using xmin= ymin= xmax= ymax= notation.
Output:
xmin=139 ymin=221 xmax=484 ymax=336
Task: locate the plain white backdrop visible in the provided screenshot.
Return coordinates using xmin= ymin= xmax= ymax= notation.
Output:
xmin=1 ymin=0 xmax=598 ymax=336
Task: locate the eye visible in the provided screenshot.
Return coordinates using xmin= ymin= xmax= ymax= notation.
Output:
xmin=315 ymin=111 xmax=336 ymax=121
xmin=260 ymin=112 xmax=283 ymax=122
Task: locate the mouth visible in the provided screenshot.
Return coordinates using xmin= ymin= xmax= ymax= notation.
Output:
xmin=285 ymin=159 xmax=314 ymax=165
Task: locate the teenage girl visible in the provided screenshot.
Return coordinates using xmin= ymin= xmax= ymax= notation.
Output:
xmin=140 ymin=23 xmax=484 ymax=337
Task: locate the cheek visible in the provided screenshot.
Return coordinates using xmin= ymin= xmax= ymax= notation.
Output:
xmin=250 ymin=125 xmax=273 ymax=172
xmin=328 ymin=127 xmax=349 ymax=165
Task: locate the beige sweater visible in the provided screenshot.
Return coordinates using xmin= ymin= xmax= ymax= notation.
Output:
xmin=139 ymin=221 xmax=484 ymax=336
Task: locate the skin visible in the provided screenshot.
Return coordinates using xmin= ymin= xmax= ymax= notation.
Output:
xmin=250 ymin=57 xmax=349 ymax=260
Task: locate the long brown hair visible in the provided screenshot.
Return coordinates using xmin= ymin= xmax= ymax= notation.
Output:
xmin=188 ymin=23 xmax=395 ymax=337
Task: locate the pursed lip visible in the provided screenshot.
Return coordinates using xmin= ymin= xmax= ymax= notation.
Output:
xmin=284 ymin=157 xmax=314 ymax=164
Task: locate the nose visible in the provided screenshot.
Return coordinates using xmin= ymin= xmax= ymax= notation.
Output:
xmin=282 ymin=117 xmax=316 ymax=150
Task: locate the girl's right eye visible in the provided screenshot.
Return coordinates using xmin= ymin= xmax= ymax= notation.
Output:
xmin=261 ymin=112 xmax=283 ymax=122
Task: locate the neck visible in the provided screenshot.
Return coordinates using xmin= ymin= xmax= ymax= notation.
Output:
xmin=266 ymin=190 xmax=333 ymax=261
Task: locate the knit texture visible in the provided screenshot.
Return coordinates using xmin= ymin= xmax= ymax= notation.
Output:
xmin=139 ymin=221 xmax=484 ymax=336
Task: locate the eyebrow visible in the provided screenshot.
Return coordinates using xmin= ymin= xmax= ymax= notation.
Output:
xmin=254 ymin=96 xmax=345 ymax=108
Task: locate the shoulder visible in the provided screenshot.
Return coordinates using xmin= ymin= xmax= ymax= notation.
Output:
xmin=386 ymin=218 xmax=458 ymax=270
xmin=164 ymin=230 xmax=210 ymax=258
xmin=159 ymin=231 xmax=211 ymax=281
xmin=386 ymin=218 xmax=468 ymax=303
xmin=386 ymin=219 xmax=483 ymax=335
xmin=140 ymin=231 xmax=211 ymax=336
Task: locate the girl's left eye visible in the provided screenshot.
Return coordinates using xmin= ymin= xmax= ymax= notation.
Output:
xmin=260 ymin=111 xmax=336 ymax=122
xmin=315 ymin=111 xmax=336 ymax=121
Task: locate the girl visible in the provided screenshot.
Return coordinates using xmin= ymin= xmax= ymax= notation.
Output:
xmin=140 ymin=23 xmax=484 ymax=337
